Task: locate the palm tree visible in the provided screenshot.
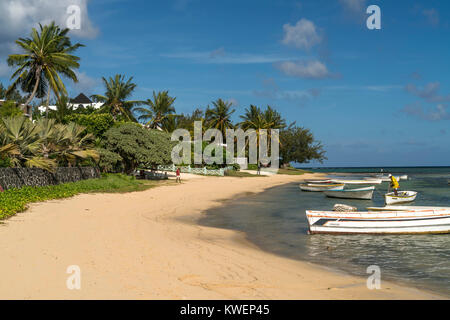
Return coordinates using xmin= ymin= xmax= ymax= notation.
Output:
xmin=238 ymin=104 xmax=282 ymax=152
xmin=0 ymin=116 xmax=56 ymax=170
xmin=33 ymin=119 xmax=98 ymax=166
xmin=7 ymin=22 xmax=83 ymax=109
xmin=239 ymin=105 xmax=267 ymax=131
xmin=53 ymin=122 xmax=99 ymax=166
xmin=91 ymin=74 xmax=141 ymax=121
xmin=133 ymin=90 xmax=176 ymax=129
xmin=205 ymin=99 xmax=235 ymax=137
xmin=52 ymin=95 xmax=74 ymax=123
xmin=263 ymin=106 xmax=286 ymax=130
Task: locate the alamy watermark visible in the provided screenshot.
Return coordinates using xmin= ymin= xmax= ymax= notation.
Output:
xmin=66 ymin=265 xmax=81 ymax=290
xmin=66 ymin=5 xmax=81 ymax=30
xmin=366 ymin=5 xmax=381 ymax=30
xmin=171 ymin=121 xmax=279 ymax=170
xmin=366 ymin=265 xmax=381 ymax=290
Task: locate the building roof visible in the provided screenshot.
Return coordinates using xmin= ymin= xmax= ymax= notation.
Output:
xmin=70 ymin=93 xmax=92 ymax=104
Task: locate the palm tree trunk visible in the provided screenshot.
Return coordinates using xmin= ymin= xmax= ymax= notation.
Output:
xmin=45 ymin=89 xmax=51 ymax=117
xmin=24 ymin=67 xmax=42 ymax=107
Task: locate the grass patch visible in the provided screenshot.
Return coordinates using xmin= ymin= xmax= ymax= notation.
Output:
xmin=277 ymin=167 xmax=312 ymax=175
xmin=224 ymin=170 xmax=266 ymax=177
xmin=0 ymin=174 xmax=170 ymax=220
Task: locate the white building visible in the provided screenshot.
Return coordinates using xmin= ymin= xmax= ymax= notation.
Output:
xmin=38 ymin=93 xmax=103 ymax=113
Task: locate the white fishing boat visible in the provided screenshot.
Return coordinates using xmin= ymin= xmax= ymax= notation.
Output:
xmin=376 ymin=175 xmax=400 ymax=182
xmin=324 ymin=186 xmax=375 ymax=200
xmin=306 ymin=208 xmax=450 ymax=234
xmin=384 ymin=191 xmax=417 ymax=205
xmin=368 ymin=205 xmax=450 ymax=212
xmin=400 ymin=175 xmax=408 ymax=180
xmin=305 ymin=179 xmax=333 ymax=184
xmin=299 ymin=183 xmax=344 ymax=192
xmin=330 ymin=179 xmax=382 ymax=185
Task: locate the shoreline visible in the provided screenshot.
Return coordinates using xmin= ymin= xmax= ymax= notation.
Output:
xmin=0 ymin=173 xmax=446 ymax=299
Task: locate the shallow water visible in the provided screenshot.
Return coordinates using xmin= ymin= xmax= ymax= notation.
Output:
xmin=199 ymin=169 xmax=450 ymax=296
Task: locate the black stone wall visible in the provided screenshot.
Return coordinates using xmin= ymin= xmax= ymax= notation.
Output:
xmin=0 ymin=167 xmax=100 ymax=190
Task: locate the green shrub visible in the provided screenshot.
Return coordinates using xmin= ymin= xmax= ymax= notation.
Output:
xmin=64 ymin=113 xmax=115 ymax=137
xmin=97 ymin=148 xmax=123 ymax=173
xmin=0 ymin=174 xmax=154 ymax=220
xmin=103 ymin=124 xmax=174 ymax=174
xmin=224 ymin=170 xmax=264 ymax=177
xmin=231 ymin=163 xmax=240 ymax=171
xmin=0 ymin=101 xmax=23 ymax=118
xmin=0 ymin=157 xmax=12 ymax=168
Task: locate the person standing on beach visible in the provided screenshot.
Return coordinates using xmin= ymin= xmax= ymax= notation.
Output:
xmin=176 ymin=167 xmax=181 ymax=183
xmin=257 ymin=162 xmax=261 ymax=175
xmin=390 ymin=175 xmax=399 ymax=196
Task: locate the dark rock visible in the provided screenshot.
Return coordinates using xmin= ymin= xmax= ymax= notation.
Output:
xmin=0 ymin=167 xmax=100 ymax=190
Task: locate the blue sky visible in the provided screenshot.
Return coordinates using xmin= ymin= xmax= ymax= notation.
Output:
xmin=1 ymin=0 xmax=449 ymax=167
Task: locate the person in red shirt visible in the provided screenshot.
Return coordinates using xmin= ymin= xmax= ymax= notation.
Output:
xmin=176 ymin=167 xmax=181 ymax=183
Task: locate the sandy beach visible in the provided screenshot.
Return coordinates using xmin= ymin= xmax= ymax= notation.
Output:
xmin=0 ymin=173 xmax=445 ymax=299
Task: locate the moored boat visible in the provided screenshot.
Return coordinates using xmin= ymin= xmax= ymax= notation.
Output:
xmin=305 ymin=179 xmax=333 ymax=184
xmin=323 ymin=186 xmax=375 ymax=200
xmin=330 ymin=179 xmax=382 ymax=185
xmin=299 ymin=183 xmax=344 ymax=192
xmin=306 ymin=208 xmax=450 ymax=234
xmin=368 ymin=205 xmax=450 ymax=211
xmin=371 ymin=174 xmax=401 ymax=182
xmin=378 ymin=175 xmax=400 ymax=182
xmin=384 ymin=191 xmax=417 ymax=205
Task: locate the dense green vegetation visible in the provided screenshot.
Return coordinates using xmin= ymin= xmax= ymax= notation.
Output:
xmin=91 ymin=74 xmax=142 ymax=121
xmin=0 ymin=117 xmax=98 ymax=170
xmin=224 ymin=170 xmax=266 ymax=177
xmin=1 ymin=21 xmax=326 ymax=178
xmin=0 ymin=174 xmax=168 ymax=220
xmin=63 ymin=113 xmax=115 ymax=137
xmin=0 ymin=101 xmax=23 ymax=118
xmin=101 ymin=123 xmax=174 ymax=174
xmin=277 ymin=167 xmax=311 ymax=175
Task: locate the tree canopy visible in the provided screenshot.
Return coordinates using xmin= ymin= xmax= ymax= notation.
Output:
xmin=7 ymin=21 xmax=83 ymax=107
xmin=91 ymin=74 xmax=142 ymax=121
xmin=279 ymin=125 xmax=326 ymax=166
xmin=102 ymin=123 xmax=174 ymax=174
xmin=134 ymin=90 xmax=177 ymax=130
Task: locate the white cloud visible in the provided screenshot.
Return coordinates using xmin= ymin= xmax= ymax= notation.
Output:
xmin=405 ymin=82 xmax=450 ymax=103
xmin=275 ymin=60 xmax=332 ymax=79
xmin=162 ymin=50 xmax=298 ymax=64
xmin=71 ymin=71 xmax=100 ymax=95
xmin=423 ymin=8 xmax=439 ymax=26
xmin=0 ymin=0 xmax=98 ymax=55
xmin=209 ymin=47 xmax=226 ymax=58
xmin=339 ymin=0 xmax=366 ymax=13
xmin=253 ymin=78 xmax=321 ymax=107
xmin=402 ymin=102 xmax=450 ymax=121
xmin=281 ymin=19 xmax=321 ymax=50
xmin=227 ymin=98 xmax=239 ymax=106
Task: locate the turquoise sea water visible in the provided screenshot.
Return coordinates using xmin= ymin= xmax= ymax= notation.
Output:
xmin=199 ymin=167 xmax=450 ymax=296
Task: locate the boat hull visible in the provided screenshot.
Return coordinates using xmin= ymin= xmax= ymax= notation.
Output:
xmin=368 ymin=205 xmax=450 ymax=212
xmin=306 ymin=209 xmax=450 ymax=235
xmin=324 ymin=187 xmax=375 ymax=200
xmin=299 ymin=184 xmax=344 ymax=192
xmin=385 ymin=191 xmax=417 ymax=205
xmin=330 ymin=179 xmax=382 ymax=185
